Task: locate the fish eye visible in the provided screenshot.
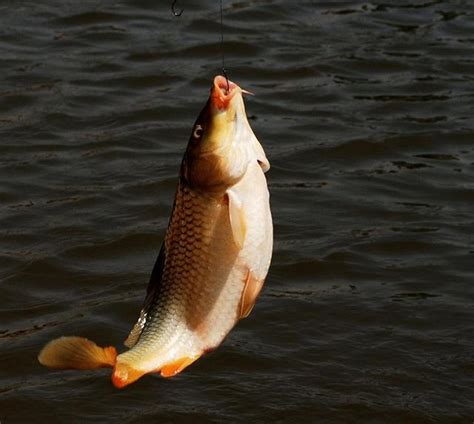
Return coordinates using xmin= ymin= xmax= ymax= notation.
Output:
xmin=193 ymin=125 xmax=203 ymax=139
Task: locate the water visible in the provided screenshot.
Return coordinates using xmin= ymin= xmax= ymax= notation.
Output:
xmin=1 ymin=0 xmax=473 ymax=422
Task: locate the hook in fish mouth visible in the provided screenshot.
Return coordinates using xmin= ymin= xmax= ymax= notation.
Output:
xmin=214 ymin=75 xmax=237 ymax=96
xmin=211 ymin=75 xmax=254 ymax=109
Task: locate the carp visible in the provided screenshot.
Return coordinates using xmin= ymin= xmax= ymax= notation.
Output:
xmin=39 ymin=75 xmax=273 ymax=388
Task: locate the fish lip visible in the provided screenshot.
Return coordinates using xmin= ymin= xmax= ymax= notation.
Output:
xmin=211 ymin=75 xmax=241 ymax=110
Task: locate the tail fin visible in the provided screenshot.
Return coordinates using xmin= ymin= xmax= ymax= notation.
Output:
xmin=38 ymin=336 xmax=117 ymax=370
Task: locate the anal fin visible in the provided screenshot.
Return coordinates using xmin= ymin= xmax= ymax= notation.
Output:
xmin=160 ymin=355 xmax=200 ymax=378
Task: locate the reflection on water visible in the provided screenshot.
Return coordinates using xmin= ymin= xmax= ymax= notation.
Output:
xmin=1 ymin=0 xmax=473 ymax=422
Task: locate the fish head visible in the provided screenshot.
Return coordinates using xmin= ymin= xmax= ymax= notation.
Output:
xmin=183 ymin=75 xmax=264 ymax=190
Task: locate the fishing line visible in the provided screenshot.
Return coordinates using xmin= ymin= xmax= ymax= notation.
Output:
xmin=220 ymin=0 xmax=230 ymax=92
xmin=171 ymin=0 xmax=230 ymax=92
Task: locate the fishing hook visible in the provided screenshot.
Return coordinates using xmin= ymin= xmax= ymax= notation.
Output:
xmin=171 ymin=0 xmax=183 ymax=16
xmin=222 ymin=67 xmax=230 ymax=92
xmin=170 ymin=0 xmax=229 ymax=92
xmin=219 ymin=0 xmax=230 ymax=92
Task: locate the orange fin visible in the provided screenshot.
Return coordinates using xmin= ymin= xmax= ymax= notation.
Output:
xmin=38 ymin=336 xmax=116 ymax=370
xmin=112 ymin=361 xmax=146 ymax=389
xmin=240 ymin=271 xmax=265 ymax=319
xmin=160 ymin=355 xmax=200 ymax=378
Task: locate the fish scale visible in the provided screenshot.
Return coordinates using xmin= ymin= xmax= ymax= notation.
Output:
xmin=120 ymin=182 xmax=244 ymax=370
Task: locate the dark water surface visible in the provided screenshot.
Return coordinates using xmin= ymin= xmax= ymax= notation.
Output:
xmin=1 ymin=0 xmax=473 ymax=422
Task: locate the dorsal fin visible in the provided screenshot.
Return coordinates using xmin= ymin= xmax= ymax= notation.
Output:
xmin=124 ymin=243 xmax=166 ymax=348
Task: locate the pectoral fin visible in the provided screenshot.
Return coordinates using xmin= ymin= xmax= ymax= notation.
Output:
xmin=239 ymin=270 xmax=265 ymax=319
xmin=227 ymin=189 xmax=246 ymax=249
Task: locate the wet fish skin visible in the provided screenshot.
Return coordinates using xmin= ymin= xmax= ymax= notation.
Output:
xmin=38 ymin=75 xmax=273 ymax=388
xmin=114 ymin=75 xmax=273 ymax=386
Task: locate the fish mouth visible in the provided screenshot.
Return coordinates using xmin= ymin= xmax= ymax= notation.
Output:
xmin=211 ymin=75 xmax=241 ymax=110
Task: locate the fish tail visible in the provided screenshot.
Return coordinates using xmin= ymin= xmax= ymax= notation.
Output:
xmin=38 ymin=336 xmax=117 ymax=370
xmin=112 ymin=361 xmax=146 ymax=389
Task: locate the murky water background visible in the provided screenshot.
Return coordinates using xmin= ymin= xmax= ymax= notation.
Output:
xmin=1 ymin=0 xmax=473 ymax=422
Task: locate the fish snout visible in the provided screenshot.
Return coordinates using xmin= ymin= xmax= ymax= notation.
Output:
xmin=211 ymin=75 xmax=241 ymax=110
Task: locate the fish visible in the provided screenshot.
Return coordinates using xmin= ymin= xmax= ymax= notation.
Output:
xmin=38 ymin=75 xmax=273 ymax=388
